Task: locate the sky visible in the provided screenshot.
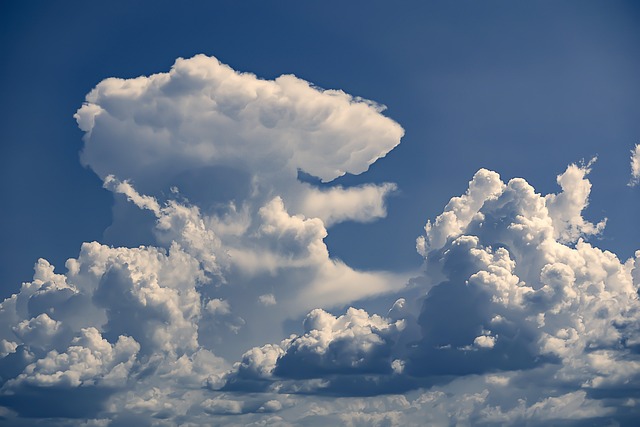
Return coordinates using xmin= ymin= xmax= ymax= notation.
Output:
xmin=1 ymin=1 xmax=640 ymax=425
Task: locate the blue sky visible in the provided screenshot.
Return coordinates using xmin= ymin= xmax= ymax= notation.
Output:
xmin=1 ymin=1 xmax=640 ymax=425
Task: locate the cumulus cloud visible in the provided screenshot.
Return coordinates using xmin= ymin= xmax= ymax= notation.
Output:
xmin=74 ymin=54 xmax=403 ymax=228
xmin=224 ymin=307 xmax=405 ymax=392
xmin=630 ymin=143 xmax=640 ymax=187
xmin=545 ymin=158 xmax=606 ymax=242
xmin=9 ymin=327 xmax=139 ymax=388
xmin=0 ymin=55 xmax=409 ymax=425
xmin=0 ymin=230 xmax=229 ymax=419
xmin=407 ymin=162 xmax=640 ymax=397
xmin=218 ymin=160 xmax=640 ymax=424
xmin=74 ymin=55 xmax=408 ymax=355
xmin=75 ymin=55 xmax=403 ymax=184
xmin=3 ymin=53 xmax=640 ymax=425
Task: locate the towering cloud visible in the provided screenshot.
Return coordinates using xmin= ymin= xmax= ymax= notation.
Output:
xmin=0 ymin=55 xmax=409 ymax=424
xmin=1 ymin=55 xmax=638 ymax=425
xmin=74 ymin=54 xmax=403 ymax=224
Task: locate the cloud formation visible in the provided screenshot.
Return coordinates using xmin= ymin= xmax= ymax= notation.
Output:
xmin=1 ymin=55 xmax=409 ymax=424
xmin=75 ymin=55 xmax=408 ymax=353
xmin=1 ymin=55 xmax=639 ymax=425
xmin=630 ymin=143 xmax=640 ymax=187
xmin=222 ymin=161 xmax=640 ymax=424
xmin=74 ymin=54 xmax=402 ymax=226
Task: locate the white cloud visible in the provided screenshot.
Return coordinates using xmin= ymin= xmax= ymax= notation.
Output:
xmin=206 ymin=298 xmax=231 ymax=316
xmin=214 ymin=159 xmax=640 ymax=425
xmin=473 ymin=334 xmax=496 ymax=349
xmin=292 ymin=183 xmax=397 ymax=227
xmin=416 ymin=168 xmax=505 ymax=256
xmin=74 ymin=54 xmax=402 ymax=234
xmin=0 ymin=230 xmax=229 ymax=420
xmin=10 ymin=327 xmax=139 ymax=388
xmin=75 ymin=55 xmax=403 ymax=186
xmin=258 ymin=294 xmax=276 ymax=306
xmin=202 ymin=396 xmax=244 ymax=415
xmin=3 ymin=53 xmax=640 ymax=425
xmin=545 ymin=159 xmax=606 ymax=243
xmin=0 ymin=339 xmax=18 ymax=357
xmin=629 ymin=143 xmax=640 ymax=187
xmin=74 ymin=56 xmax=408 ymax=354
xmin=481 ymin=390 xmax=614 ymax=423
xmin=410 ymin=162 xmax=640 ymax=387
xmin=223 ymin=307 xmax=405 ymax=393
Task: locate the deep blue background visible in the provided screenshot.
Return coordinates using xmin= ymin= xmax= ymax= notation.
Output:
xmin=1 ymin=1 xmax=639 ymax=298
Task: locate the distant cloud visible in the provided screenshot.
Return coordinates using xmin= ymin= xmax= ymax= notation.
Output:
xmin=258 ymin=294 xmax=276 ymax=306
xmin=630 ymin=144 xmax=640 ymax=187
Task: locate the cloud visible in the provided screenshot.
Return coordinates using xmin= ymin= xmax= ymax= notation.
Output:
xmin=545 ymin=158 xmax=606 ymax=243
xmin=409 ymin=162 xmax=640 ymax=392
xmin=74 ymin=54 xmax=403 ymax=228
xmin=258 ymin=294 xmax=277 ymax=306
xmin=1 ymin=55 xmax=408 ymax=425
xmin=224 ymin=307 xmax=405 ymax=392
xmin=630 ymin=143 xmax=640 ymax=187
xmin=218 ymin=160 xmax=640 ymax=424
xmin=76 ymin=55 xmax=408 ymax=354
xmin=0 ymin=234 xmax=229 ymax=419
xmin=9 ymin=327 xmax=139 ymax=388
xmin=75 ymin=55 xmax=403 ymax=184
xmin=3 ymin=53 xmax=640 ymax=425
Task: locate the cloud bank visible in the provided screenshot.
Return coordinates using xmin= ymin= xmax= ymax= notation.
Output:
xmin=1 ymin=55 xmax=639 ymax=426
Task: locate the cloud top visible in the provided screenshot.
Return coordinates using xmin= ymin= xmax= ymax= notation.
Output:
xmin=75 ymin=54 xmax=404 ymax=187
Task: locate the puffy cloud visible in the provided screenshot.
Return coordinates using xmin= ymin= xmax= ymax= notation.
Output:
xmin=545 ymin=159 xmax=606 ymax=243
xmin=75 ymin=54 xmax=403 ymax=185
xmin=202 ymin=396 xmax=244 ymax=415
xmin=0 ymin=340 xmax=17 ymax=358
xmin=630 ymin=143 xmax=640 ymax=187
xmin=74 ymin=54 xmax=402 ymax=232
xmin=206 ymin=298 xmax=231 ymax=316
xmin=104 ymin=175 xmax=223 ymax=276
xmin=217 ymin=160 xmax=640 ymax=425
xmin=223 ymin=307 xmax=406 ymax=394
xmin=481 ymin=390 xmax=615 ymax=423
xmin=9 ymin=327 xmax=139 ymax=388
xmin=0 ymin=232 xmax=229 ymax=419
xmin=76 ymin=56 xmax=408 ymax=355
xmin=416 ymin=168 xmax=505 ymax=256
xmin=4 ymin=52 xmax=640 ymax=426
xmin=275 ymin=307 xmax=404 ymax=378
xmin=409 ymin=162 xmax=640 ymax=387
